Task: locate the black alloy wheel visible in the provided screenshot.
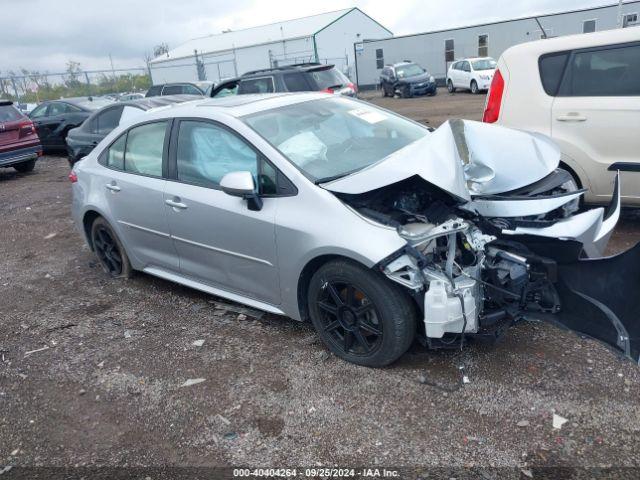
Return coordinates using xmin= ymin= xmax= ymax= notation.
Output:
xmin=90 ymin=217 xmax=132 ymax=278
xmin=317 ymin=281 xmax=383 ymax=357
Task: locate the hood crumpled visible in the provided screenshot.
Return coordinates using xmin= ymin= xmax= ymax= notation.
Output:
xmin=322 ymin=119 xmax=560 ymax=201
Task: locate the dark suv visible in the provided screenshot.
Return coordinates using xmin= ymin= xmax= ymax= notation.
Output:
xmin=145 ymin=82 xmax=208 ymax=97
xmin=380 ymin=62 xmax=437 ymax=98
xmin=0 ymin=101 xmax=42 ymax=173
xmin=209 ymin=63 xmax=357 ymax=98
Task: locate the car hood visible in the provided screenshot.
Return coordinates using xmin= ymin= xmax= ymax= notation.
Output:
xmin=399 ymin=72 xmax=431 ymax=84
xmin=321 ymin=119 xmax=560 ymax=202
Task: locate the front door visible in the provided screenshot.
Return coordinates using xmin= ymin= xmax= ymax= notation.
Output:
xmin=551 ymin=41 xmax=640 ymax=204
xmin=164 ymin=119 xmax=280 ymax=305
xmin=99 ymin=120 xmax=179 ymax=271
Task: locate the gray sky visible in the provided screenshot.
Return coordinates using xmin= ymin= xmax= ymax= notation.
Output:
xmin=1 ymin=0 xmax=619 ymax=73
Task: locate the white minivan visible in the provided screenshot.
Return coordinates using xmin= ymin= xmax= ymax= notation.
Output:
xmin=484 ymin=28 xmax=640 ymax=206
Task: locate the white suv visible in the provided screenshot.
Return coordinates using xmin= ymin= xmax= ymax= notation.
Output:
xmin=446 ymin=57 xmax=496 ymax=94
xmin=484 ymin=28 xmax=640 ymax=206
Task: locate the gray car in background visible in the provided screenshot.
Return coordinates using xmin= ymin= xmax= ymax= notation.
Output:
xmin=70 ymin=93 xmax=640 ymax=367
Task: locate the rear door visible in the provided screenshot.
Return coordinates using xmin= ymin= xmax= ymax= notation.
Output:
xmin=98 ymin=120 xmax=179 ymax=271
xmin=32 ymin=101 xmax=71 ymax=148
xmin=551 ymin=41 xmax=640 ymax=204
xmin=163 ymin=119 xmax=280 ymax=304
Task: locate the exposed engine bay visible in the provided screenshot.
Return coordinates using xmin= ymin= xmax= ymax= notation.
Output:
xmin=334 ymin=171 xmax=640 ymax=362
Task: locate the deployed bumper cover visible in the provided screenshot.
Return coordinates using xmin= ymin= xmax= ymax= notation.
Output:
xmin=549 ymin=241 xmax=640 ymax=363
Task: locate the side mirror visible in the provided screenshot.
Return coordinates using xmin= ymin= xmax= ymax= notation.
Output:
xmin=220 ymin=171 xmax=263 ymax=211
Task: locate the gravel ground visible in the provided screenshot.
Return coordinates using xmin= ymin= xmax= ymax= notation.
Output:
xmin=1 ymin=91 xmax=640 ymax=477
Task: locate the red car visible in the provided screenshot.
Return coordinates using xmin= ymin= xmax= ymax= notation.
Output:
xmin=0 ymin=100 xmax=42 ymax=173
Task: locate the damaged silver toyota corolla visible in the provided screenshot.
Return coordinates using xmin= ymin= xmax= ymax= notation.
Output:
xmin=71 ymin=93 xmax=640 ymax=367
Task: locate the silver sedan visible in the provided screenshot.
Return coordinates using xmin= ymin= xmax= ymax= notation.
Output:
xmin=71 ymin=93 xmax=640 ymax=367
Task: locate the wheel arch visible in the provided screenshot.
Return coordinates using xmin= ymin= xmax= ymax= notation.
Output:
xmin=82 ymin=209 xmax=103 ymax=250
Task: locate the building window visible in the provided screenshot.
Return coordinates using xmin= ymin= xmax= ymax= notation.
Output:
xmin=445 ymin=39 xmax=454 ymax=62
xmin=375 ymin=49 xmax=384 ymax=69
xmin=583 ymin=19 xmax=596 ymax=33
xmin=623 ymin=13 xmax=638 ymax=27
xmin=478 ymin=35 xmax=488 ymax=57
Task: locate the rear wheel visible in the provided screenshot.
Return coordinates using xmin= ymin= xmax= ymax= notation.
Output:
xmin=308 ymin=260 xmax=416 ymax=367
xmin=447 ymin=80 xmax=455 ymax=93
xmin=13 ymin=159 xmax=36 ymax=173
xmin=471 ymin=80 xmax=479 ymax=94
xmin=91 ymin=217 xmax=132 ymax=278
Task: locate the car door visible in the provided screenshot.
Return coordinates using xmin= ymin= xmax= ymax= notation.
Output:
xmin=459 ymin=61 xmax=471 ymax=88
xmin=29 ymin=103 xmax=53 ymax=147
xmin=98 ymin=120 xmax=179 ymax=271
xmin=551 ymin=42 xmax=640 ymax=204
xmin=75 ymin=106 xmax=123 ymax=157
xmin=163 ymin=119 xmax=281 ymax=304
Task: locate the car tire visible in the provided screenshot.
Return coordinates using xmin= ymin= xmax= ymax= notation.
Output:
xmin=471 ymin=80 xmax=479 ymax=94
xmin=91 ymin=217 xmax=133 ymax=279
xmin=401 ymin=86 xmax=412 ymax=99
xmin=13 ymin=159 xmax=36 ymax=173
xmin=430 ymin=88 xmax=438 ymax=96
xmin=447 ymin=80 xmax=455 ymax=93
xmin=307 ymin=259 xmax=416 ymax=367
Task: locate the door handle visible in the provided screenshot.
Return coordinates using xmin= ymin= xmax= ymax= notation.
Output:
xmin=556 ymin=113 xmax=587 ymax=122
xmin=105 ymin=183 xmax=121 ymax=192
xmin=165 ymin=199 xmax=188 ymax=210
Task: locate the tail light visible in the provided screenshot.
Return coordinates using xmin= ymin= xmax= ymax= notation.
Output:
xmin=68 ymin=171 xmax=78 ymax=183
xmin=18 ymin=120 xmax=36 ymax=138
xmin=482 ymin=69 xmax=504 ymax=123
xmin=322 ymin=82 xmax=358 ymax=96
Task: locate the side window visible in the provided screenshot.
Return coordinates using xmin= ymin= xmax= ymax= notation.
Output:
xmin=176 ymin=120 xmax=257 ymax=186
xmin=146 ymin=85 xmax=162 ymax=97
xmin=29 ymin=104 xmax=48 ymax=118
xmin=48 ymin=102 xmax=69 ymax=116
xmin=182 ymin=84 xmax=203 ymax=95
xmin=464 ymin=61 xmax=471 ymax=72
xmin=376 ymin=49 xmax=384 ymax=69
xmin=97 ymin=106 xmax=124 ymax=134
xmin=283 ymin=73 xmax=311 ymax=92
xmin=212 ymin=82 xmax=239 ymax=98
xmin=162 ymin=85 xmax=183 ymax=95
xmin=238 ymin=77 xmax=275 ymax=94
xmin=124 ymin=121 xmax=167 ymax=176
xmin=259 ymin=159 xmax=278 ymax=195
xmin=560 ymin=43 xmax=640 ymax=97
xmin=84 ymin=115 xmax=98 ymax=134
xmin=105 ymin=133 xmax=126 ymax=170
xmin=539 ymin=52 xmax=570 ymax=96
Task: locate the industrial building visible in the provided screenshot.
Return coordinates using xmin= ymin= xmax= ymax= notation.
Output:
xmin=149 ymin=8 xmax=391 ymax=85
xmin=354 ymin=1 xmax=640 ymax=89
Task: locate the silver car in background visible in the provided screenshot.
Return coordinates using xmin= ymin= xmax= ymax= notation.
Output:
xmin=71 ymin=93 xmax=640 ymax=367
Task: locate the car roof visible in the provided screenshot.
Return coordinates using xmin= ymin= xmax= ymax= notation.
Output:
xmin=242 ymin=63 xmax=335 ymax=77
xmin=119 ymin=94 xmax=202 ymax=110
xmin=141 ymin=92 xmax=333 ymax=121
xmin=502 ymin=27 xmax=639 ymax=59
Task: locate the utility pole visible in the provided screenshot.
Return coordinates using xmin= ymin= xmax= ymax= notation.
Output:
xmin=618 ymin=0 xmax=624 ymax=28
xmin=109 ymin=53 xmax=116 ymax=79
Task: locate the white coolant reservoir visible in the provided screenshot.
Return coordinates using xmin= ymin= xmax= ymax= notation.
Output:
xmin=424 ymin=278 xmax=478 ymax=338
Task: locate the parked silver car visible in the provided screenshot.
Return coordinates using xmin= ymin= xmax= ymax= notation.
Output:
xmin=71 ymin=93 xmax=639 ymax=367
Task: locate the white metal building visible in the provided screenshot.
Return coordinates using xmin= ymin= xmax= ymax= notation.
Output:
xmin=150 ymin=8 xmax=392 ymax=85
xmin=354 ymin=1 xmax=640 ymax=89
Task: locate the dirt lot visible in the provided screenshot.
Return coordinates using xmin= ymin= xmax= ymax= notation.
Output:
xmin=2 ymin=91 xmax=640 ymax=477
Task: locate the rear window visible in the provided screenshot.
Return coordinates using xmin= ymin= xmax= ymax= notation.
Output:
xmin=146 ymin=85 xmax=163 ymax=97
xmin=238 ymin=77 xmax=275 ymax=94
xmin=307 ymin=67 xmax=349 ymax=90
xmin=539 ymin=52 xmax=570 ymax=96
xmin=283 ymin=72 xmax=312 ymax=92
xmin=0 ymin=104 xmax=23 ymax=122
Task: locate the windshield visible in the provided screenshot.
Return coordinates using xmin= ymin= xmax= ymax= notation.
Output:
xmin=471 ymin=59 xmax=496 ymax=70
xmin=243 ymin=97 xmax=428 ymax=182
xmin=396 ymin=64 xmax=425 ymax=78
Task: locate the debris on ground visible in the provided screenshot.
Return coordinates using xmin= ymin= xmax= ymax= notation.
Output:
xmin=24 ymin=345 xmax=50 ymax=357
xmin=517 ymin=420 xmax=530 ymax=428
xmin=216 ymin=414 xmax=230 ymax=425
xmin=44 ymin=233 xmax=57 ymax=240
xmin=180 ymin=378 xmax=206 ymax=388
xmin=192 ymin=339 xmax=205 ymax=347
xmin=553 ymin=414 xmax=568 ymax=430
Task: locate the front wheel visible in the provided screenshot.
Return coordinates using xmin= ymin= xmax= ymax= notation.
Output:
xmin=13 ymin=159 xmax=36 ymax=173
xmin=308 ymin=260 xmax=416 ymax=367
xmin=470 ymin=80 xmax=479 ymax=94
xmin=447 ymin=80 xmax=455 ymax=93
xmin=91 ymin=217 xmax=133 ymax=278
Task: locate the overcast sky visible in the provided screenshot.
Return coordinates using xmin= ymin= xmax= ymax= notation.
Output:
xmin=1 ymin=0 xmax=618 ymax=74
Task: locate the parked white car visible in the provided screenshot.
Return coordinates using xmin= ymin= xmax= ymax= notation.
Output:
xmin=447 ymin=57 xmax=496 ymax=94
xmin=484 ymin=28 xmax=640 ymax=206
